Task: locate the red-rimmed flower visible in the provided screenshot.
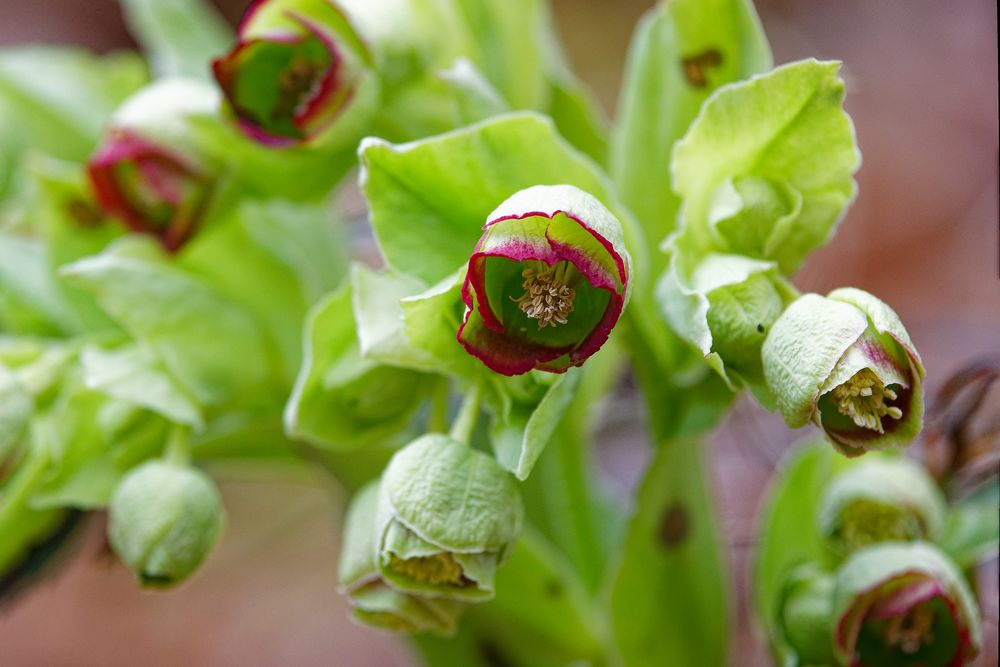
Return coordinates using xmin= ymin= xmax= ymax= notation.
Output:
xmin=832 ymin=542 xmax=981 ymax=667
xmin=458 ymin=184 xmax=631 ymax=376
xmin=212 ymin=0 xmax=377 ymax=149
xmin=86 ymin=79 xmax=219 ymax=252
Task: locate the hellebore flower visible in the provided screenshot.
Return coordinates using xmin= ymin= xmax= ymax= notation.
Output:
xmin=213 ymin=0 xmax=377 ymax=149
xmin=108 ymin=460 xmax=225 ymax=588
xmin=457 ymin=184 xmax=631 ymax=376
xmin=87 ymin=79 xmax=220 ymax=252
xmin=818 ymin=456 xmax=946 ymax=555
xmin=762 ymin=288 xmax=924 ymax=456
xmin=832 ymin=542 xmax=981 ymax=667
xmin=374 ymin=434 xmax=522 ymax=601
xmin=339 ymin=481 xmax=465 ymax=635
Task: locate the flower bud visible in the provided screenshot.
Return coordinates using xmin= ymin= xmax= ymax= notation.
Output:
xmin=458 ymin=184 xmax=631 ymax=376
xmin=818 ymin=456 xmax=946 ymax=555
xmin=339 ymin=482 xmax=464 ymax=635
xmin=87 ymin=79 xmax=221 ymax=251
xmin=832 ymin=542 xmax=981 ymax=666
xmin=375 ymin=434 xmax=522 ymax=601
xmin=762 ymin=288 xmax=924 ymax=456
xmin=212 ymin=0 xmax=378 ymax=149
xmin=108 ymin=460 xmax=224 ymax=588
xmin=779 ymin=565 xmax=837 ymax=665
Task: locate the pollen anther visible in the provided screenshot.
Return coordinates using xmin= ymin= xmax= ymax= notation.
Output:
xmin=512 ymin=261 xmax=576 ymax=329
xmin=831 ymin=368 xmax=904 ymax=433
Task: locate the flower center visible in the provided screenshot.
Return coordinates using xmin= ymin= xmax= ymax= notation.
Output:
xmin=511 ymin=261 xmax=577 ymax=329
xmin=388 ymin=552 xmax=470 ymax=586
xmin=831 ymin=368 xmax=903 ymax=433
xmin=275 ymin=56 xmax=324 ymax=123
xmin=884 ymin=601 xmax=936 ymax=654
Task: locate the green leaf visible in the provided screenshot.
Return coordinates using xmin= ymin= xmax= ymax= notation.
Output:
xmin=672 ymin=59 xmax=860 ymax=273
xmin=753 ymin=441 xmax=849 ymax=665
xmin=60 ymin=238 xmax=271 ymax=407
xmin=0 ymin=364 xmax=32 ymax=457
xmin=490 ymin=369 xmax=579 ymax=480
xmin=608 ymin=438 xmax=729 ymax=666
xmin=0 ymin=47 xmax=148 ymax=166
xmin=284 ymin=285 xmax=428 ymax=451
xmin=118 ymin=0 xmax=233 ymax=81
xmin=360 ymin=111 xmax=620 ymax=285
xmin=80 ymin=344 xmax=203 ymax=429
xmin=611 ymin=0 xmax=771 ymax=252
xmin=179 ymin=199 xmax=346 ymax=385
xmin=0 ymin=232 xmax=83 ymax=336
xmin=939 ymin=479 xmax=1000 ymax=570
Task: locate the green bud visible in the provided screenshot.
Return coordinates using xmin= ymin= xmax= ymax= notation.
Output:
xmin=375 ymin=434 xmax=523 ymax=601
xmin=832 ymin=542 xmax=981 ymax=667
xmin=708 ymin=176 xmax=800 ymax=260
xmin=108 ymin=460 xmax=224 ymax=588
xmin=779 ymin=565 xmax=837 ymax=665
xmin=818 ymin=456 xmax=946 ymax=556
xmin=339 ymin=482 xmax=464 ymax=635
xmin=762 ymin=289 xmax=924 ymax=456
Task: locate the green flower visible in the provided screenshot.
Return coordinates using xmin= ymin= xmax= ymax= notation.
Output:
xmin=832 ymin=542 xmax=981 ymax=666
xmin=339 ymin=482 xmax=464 ymax=635
xmin=108 ymin=460 xmax=224 ymax=588
xmin=374 ymin=434 xmax=523 ymax=600
xmin=762 ymin=288 xmax=924 ymax=456
xmin=818 ymin=456 xmax=946 ymax=555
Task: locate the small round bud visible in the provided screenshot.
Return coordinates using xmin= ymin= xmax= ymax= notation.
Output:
xmin=779 ymin=565 xmax=837 ymax=665
xmin=108 ymin=460 xmax=224 ymax=588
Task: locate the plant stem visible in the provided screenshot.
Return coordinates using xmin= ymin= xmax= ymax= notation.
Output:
xmin=165 ymin=425 xmax=191 ymax=465
xmin=449 ymin=382 xmax=482 ymax=445
xmin=428 ymin=378 xmax=450 ymax=433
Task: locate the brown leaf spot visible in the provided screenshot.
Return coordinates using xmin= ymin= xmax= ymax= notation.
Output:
xmin=67 ymin=198 xmax=105 ymax=228
xmin=658 ymin=502 xmax=689 ymax=548
xmin=682 ymin=49 xmax=724 ymax=88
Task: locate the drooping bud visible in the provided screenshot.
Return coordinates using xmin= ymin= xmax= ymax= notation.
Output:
xmin=374 ymin=434 xmax=522 ymax=600
xmin=86 ymin=79 xmax=221 ymax=251
xmin=779 ymin=565 xmax=837 ymax=666
xmin=108 ymin=460 xmax=224 ymax=588
xmin=339 ymin=481 xmax=464 ymax=635
xmin=818 ymin=456 xmax=946 ymax=555
xmin=762 ymin=288 xmax=924 ymax=456
xmin=832 ymin=542 xmax=981 ymax=666
xmin=458 ymin=184 xmax=631 ymax=376
xmin=212 ymin=0 xmax=378 ymax=149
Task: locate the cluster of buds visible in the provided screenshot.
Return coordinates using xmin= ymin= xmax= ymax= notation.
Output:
xmin=338 ymin=434 xmax=522 ymax=634
xmin=763 ymin=289 xmax=925 ymax=456
xmin=458 ymin=185 xmax=631 ymax=376
xmin=87 ymin=79 xmax=221 ymax=252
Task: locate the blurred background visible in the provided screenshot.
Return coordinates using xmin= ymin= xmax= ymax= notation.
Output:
xmin=0 ymin=0 xmax=997 ymax=665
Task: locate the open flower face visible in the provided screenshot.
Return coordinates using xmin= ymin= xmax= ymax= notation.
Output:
xmin=87 ymin=79 xmax=219 ymax=252
xmin=833 ymin=543 xmax=981 ymax=667
xmin=458 ymin=184 xmax=631 ymax=376
xmin=763 ymin=288 xmax=924 ymax=456
xmin=213 ymin=0 xmax=376 ymax=148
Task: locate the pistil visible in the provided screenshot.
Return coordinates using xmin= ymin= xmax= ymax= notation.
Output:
xmin=511 ymin=261 xmax=577 ymax=329
xmin=831 ymin=368 xmax=903 ymax=433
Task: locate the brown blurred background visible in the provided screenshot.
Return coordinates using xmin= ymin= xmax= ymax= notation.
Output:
xmin=1 ymin=1 xmax=997 ymax=665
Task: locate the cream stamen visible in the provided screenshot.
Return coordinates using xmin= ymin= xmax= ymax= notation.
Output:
xmin=511 ymin=261 xmax=576 ymax=329
xmin=831 ymin=368 xmax=904 ymax=433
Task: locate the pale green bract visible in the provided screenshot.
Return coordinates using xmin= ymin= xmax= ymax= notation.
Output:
xmin=670 ymin=58 xmax=860 ymax=274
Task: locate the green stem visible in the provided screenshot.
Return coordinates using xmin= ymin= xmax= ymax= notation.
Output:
xmin=449 ymin=383 xmax=482 ymax=445
xmin=164 ymin=425 xmax=191 ymax=466
xmin=428 ymin=378 xmax=450 ymax=434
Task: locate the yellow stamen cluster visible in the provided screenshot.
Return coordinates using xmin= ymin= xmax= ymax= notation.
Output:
xmin=511 ymin=261 xmax=576 ymax=329
xmin=884 ymin=601 xmax=936 ymax=654
xmin=832 ymin=368 xmax=903 ymax=433
xmin=389 ymin=552 xmax=467 ymax=586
